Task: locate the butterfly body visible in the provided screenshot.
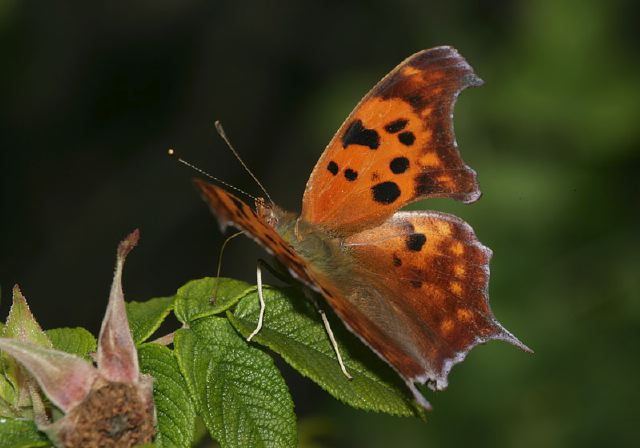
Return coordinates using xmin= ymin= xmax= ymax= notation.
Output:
xmin=196 ymin=46 xmax=529 ymax=410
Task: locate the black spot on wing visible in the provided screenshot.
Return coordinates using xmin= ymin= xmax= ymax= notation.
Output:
xmin=342 ymin=119 xmax=380 ymax=149
xmin=344 ymin=168 xmax=358 ymax=181
xmin=384 ymin=119 xmax=408 ymax=133
xmin=371 ymin=181 xmax=401 ymax=204
xmin=406 ymin=233 xmax=426 ymax=252
xmin=398 ymin=131 xmax=416 ymax=146
xmin=327 ymin=161 xmax=339 ymax=175
xmin=410 ymin=280 xmax=422 ymax=289
xmin=390 ymin=157 xmax=410 ymax=174
xmin=392 ymin=254 xmax=402 ymax=267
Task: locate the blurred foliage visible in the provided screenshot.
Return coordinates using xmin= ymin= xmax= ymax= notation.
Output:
xmin=0 ymin=0 xmax=638 ymax=447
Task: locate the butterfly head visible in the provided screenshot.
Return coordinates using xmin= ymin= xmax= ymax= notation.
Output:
xmin=255 ymin=197 xmax=278 ymax=227
xmin=255 ymin=197 xmax=301 ymax=245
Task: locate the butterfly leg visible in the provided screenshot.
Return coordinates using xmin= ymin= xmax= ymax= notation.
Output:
xmin=302 ymin=289 xmax=352 ymax=380
xmin=319 ymin=309 xmax=353 ymax=380
xmin=245 ymin=258 xmax=293 ymax=342
xmin=247 ymin=260 xmax=267 ymax=341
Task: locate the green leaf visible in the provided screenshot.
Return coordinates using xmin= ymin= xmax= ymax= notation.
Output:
xmin=0 ymin=364 xmax=16 ymax=411
xmin=1 ymin=287 xmax=51 ymax=411
xmin=228 ymin=286 xmax=418 ymax=417
xmin=138 ymin=344 xmax=196 ymax=448
xmin=0 ymin=417 xmax=49 ymax=448
xmin=127 ymin=296 xmax=175 ymax=344
xmin=174 ymin=278 xmax=254 ymax=324
xmin=3 ymin=286 xmax=51 ymax=348
xmin=174 ymin=317 xmax=296 ymax=448
xmin=45 ymin=328 xmax=96 ymax=361
xmin=0 ymin=395 xmax=17 ymax=418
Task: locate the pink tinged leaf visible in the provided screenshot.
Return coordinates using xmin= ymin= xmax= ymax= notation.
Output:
xmin=4 ymin=285 xmax=52 ymax=348
xmin=0 ymin=338 xmax=98 ymax=413
xmin=97 ymin=229 xmax=140 ymax=383
xmin=137 ymin=373 xmax=156 ymax=422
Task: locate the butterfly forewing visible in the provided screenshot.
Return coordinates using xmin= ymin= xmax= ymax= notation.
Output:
xmin=301 ymin=46 xmax=483 ymax=236
xmin=194 ymin=179 xmax=314 ymax=287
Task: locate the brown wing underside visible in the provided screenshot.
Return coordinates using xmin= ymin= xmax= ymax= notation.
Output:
xmin=302 ymin=46 xmax=483 ymax=235
xmin=193 ymin=179 xmax=314 ymax=287
xmin=311 ymin=211 xmax=529 ymax=407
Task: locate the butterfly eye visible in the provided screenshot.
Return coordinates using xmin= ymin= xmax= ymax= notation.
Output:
xmin=255 ymin=199 xmax=276 ymax=225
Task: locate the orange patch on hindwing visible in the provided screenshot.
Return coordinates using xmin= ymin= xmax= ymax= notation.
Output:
xmin=456 ymin=308 xmax=473 ymax=322
xmin=440 ymin=319 xmax=454 ymax=334
xmin=451 ymin=241 xmax=464 ymax=255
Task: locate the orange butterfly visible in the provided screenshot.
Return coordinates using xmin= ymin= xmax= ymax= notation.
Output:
xmin=195 ymin=46 xmax=530 ymax=409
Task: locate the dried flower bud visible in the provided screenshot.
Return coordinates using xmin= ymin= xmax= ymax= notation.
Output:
xmin=0 ymin=230 xmax=155 ymax=447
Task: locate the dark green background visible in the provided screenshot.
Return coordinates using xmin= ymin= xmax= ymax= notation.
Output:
xmin=1 ymin=1 xmax=638 ymax=446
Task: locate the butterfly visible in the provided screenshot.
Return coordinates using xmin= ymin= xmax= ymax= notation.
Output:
xmin=195 ymin=46 xmax=530 ymax=409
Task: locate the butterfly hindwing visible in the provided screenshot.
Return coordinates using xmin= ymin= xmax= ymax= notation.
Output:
xmin=301 ymin=46 xmax=482 ymax=235
xmin=314 ymin=211 xmax=528 ymax=403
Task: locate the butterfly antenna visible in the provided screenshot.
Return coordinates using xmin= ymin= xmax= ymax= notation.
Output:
xmin=214 ymin=120 xmax=274 ymax=204
xmin=167 ymin=149 xmax=258 ymax=201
